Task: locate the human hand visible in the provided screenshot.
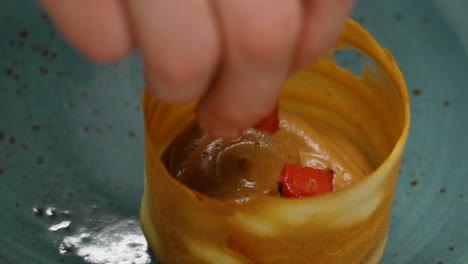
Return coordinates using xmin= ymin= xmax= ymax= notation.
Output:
xmin=40 ymin=0 xmax=354 ymax=138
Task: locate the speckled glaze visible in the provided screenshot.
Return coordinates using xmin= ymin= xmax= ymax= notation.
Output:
xmin=0 ymin=0 xmax=467 ymax=264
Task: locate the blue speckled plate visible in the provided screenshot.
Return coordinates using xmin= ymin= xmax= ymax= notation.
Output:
xmin=1 ymin=0 xmax=467 ymax=263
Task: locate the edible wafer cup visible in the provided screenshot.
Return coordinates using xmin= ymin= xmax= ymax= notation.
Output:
xmin=140 ymin=19 xmax=410 ymax=264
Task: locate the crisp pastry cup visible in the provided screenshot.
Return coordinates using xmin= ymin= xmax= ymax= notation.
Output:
xmin=140 ymin=19 xmax=410 ymax=264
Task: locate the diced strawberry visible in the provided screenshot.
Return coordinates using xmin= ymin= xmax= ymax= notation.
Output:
xmin=253 ymin=105 xmax=279 ymax=133
xmin=280 ymin=164 xmax=333 ymax=198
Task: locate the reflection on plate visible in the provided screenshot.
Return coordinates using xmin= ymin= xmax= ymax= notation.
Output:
xmin=58 ymin=217 xmax=150 ymax=264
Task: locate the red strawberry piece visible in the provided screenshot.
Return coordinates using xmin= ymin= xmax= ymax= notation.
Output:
xmin=253 ymin=105 xmax=279 ymax=133
xmin=280 ymin=164 xmax=333 ymax=198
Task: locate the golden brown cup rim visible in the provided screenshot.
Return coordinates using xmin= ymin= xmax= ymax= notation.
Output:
xmin=142 ymin=19 xmax=411 ymax=206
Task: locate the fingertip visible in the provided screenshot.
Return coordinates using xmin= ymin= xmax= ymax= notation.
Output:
xmin=196 ymin=104 xmax=244 ymax=139
xmin=40 ymin=0 xmax=134 ymax=64
xmin=197 ymin=90 xmax=280 ymax=140
xmin=207 ymin=126 xmax=243 ymax=140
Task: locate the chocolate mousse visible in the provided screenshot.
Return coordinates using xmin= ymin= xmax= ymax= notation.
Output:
xmin=163 ymin=110 xmax=375 ymax=202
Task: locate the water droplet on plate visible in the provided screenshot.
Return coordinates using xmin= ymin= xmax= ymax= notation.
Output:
xmin=32 ymin=207 xmax=44 ymax=217
xmin=49 ymin=220 xmax=71 ymax=231
xmin=45 ymin=207 xmax=57 ymax=217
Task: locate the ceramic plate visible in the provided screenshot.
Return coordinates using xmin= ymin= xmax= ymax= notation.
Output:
xmin=1 ymin=0 xmax=467 ymax=263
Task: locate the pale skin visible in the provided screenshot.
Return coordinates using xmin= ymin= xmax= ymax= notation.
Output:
xmin=40 ymin=0 xmax=355 ymax=138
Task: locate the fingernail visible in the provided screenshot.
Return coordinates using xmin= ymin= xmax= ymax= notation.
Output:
xmin=148 ymin=80 xmax=186 ymax=103
xmin=145 ymin=75 xmax=205 ymax=104
xmin=209 ymin=125 xmax=241 ymax=139
xmin=196 ymin=105 xmax=243 ymax=139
